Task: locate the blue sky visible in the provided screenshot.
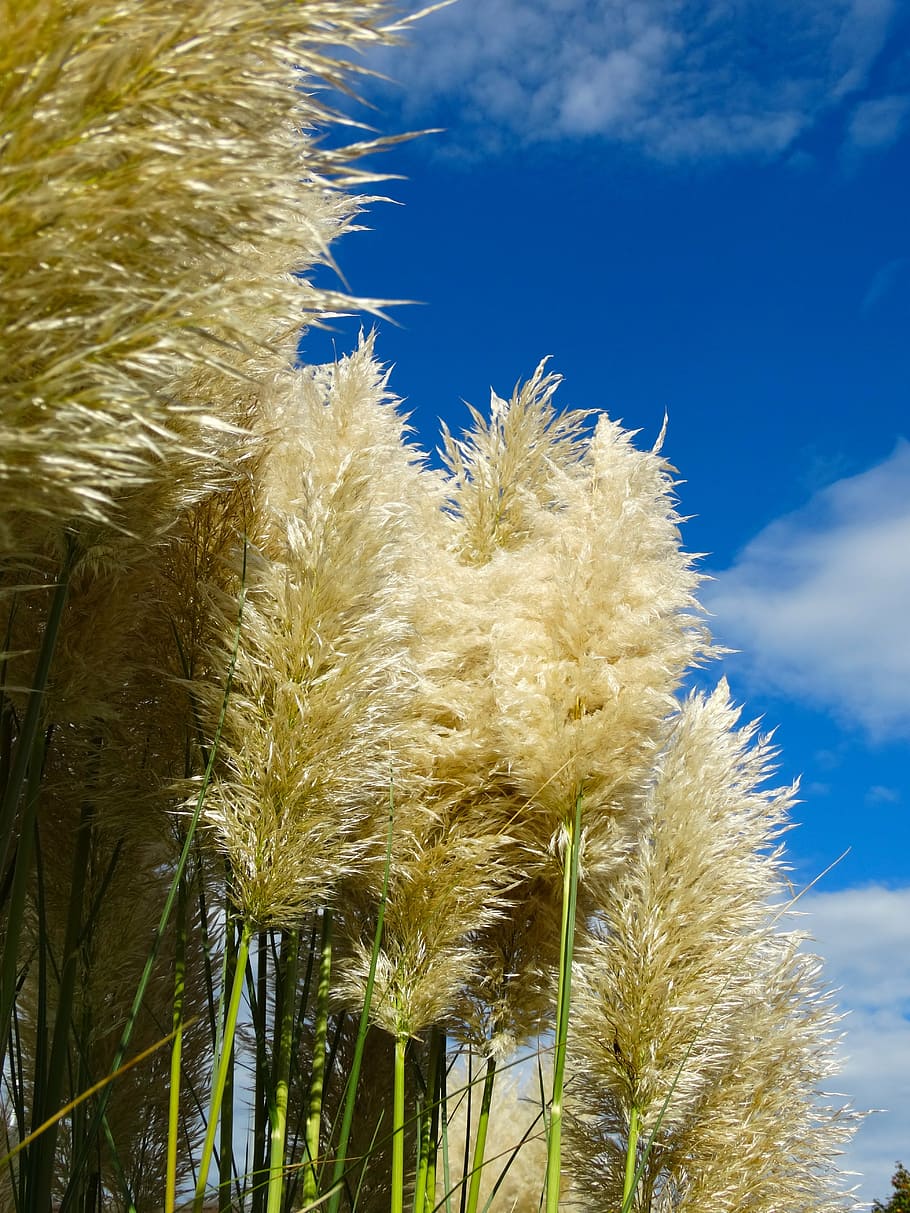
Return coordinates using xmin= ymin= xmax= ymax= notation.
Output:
xmin=301 ymin=0 xmax=910 ymax=1199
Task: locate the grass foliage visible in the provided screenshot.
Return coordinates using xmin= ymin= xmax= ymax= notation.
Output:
xmin=0 ymin=1 xmax=859 ymax=1209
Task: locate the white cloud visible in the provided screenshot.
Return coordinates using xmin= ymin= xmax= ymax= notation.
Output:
xmin=847 ymin=93 xmax=910 ymax=151
xmin=800 ymin=885 xmax=910 ymax=1204
xmin=865 ymin=784 xmax=901 ymax=806
xmin=862 ymin=257 xmax=910 ymax=312
xmin=705 ymin=442 xmax=910 ymax=737
xmin=372 ymin=0 xmax=898 ymax=160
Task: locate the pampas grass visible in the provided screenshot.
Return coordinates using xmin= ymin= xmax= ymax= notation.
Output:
xmin=0 ymin=0 xmax=403 ymax=548
xmin=0 ymin=2 xmax=861 ymax=1211
xmin=565 ymin=682 xmax=856 ymax=1211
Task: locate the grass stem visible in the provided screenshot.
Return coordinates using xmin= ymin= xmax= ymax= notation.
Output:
xmin=61 ymin=554 xmax=248 ymax=1206
xmin=465 ymin=1056 xmax=496 ymax=1213
xmin=621 ymin=1104 xmax=641 ymax=1213
xmin=301 ymin=911 xmax=332 ymax=1207
xmin=545 ymin=792 xmax=583 ymax=1213
xmin=165 ymin=874 xmax=188 ymax=1213
xmin=413 ymin=1027 xmax=443 ymax=1213
xmin=219 ymin=913 xmax=239 ymax=1212
xmin=0 ymin=540 xmax=74 ymax=881
xmin=268 ymin=927 xmax=301 ymax=1213
xmin=193 ymin=919 xmax=252 ymax=1213
xmin=424 ymin=1032 xmax=444 ymax=1213
xmin=326 ymin=780 xmax=395 ymax=1213
xmin=392 ymin=1032 xmax=408 ymax=1213
xmin=251 ymin=930 xmax=270 ymax=1213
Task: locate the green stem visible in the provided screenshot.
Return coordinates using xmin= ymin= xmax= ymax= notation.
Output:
xmin=414 ymin=1028 xmax=443 ymax=1213
xmin=0 ymin=725 xmax=44 ymax=1079
xmin=392 ymin=1033 xmax=408 ymax=1213
xmin=439 ymin=1035 xmax=453 ymax=1213
xmin=29 ymin=828 xmax=48 ymax=1206
xmin=459 ymin=1052 xmax=472 ymax=1213
xmin=301 ymin=912 xmax=332 ymax=1209
xmin=30 ymin=785 xmax=95 ymax=1213
xmin=621 ymin=1104 xmax=641 ymax=1213
xmin=251 ymin=931 xmax=270 ymax=1213
xmin=465 ymin=1057 xmax=496 ymax=1213
xmin=545 ymin=793 xmax=583 ymax=1213
xmin=219 ymin=914 xmax=238 ymax=1213
xmin=165 ymin=874 xmax=188 ymax=1213
xmin=193 ymin=919 xmax=252 ymax=1213
xmin=424 ymin=1032 xmax=444 ymax=1213
xmin=326 ymin=782 xmax=395 ymax=1213
xmin=268 ymin=928 xmax=301 ymax=1213
xmin=0 ymin=541 xmax=74 ymax=881
xmin=480 ymin=1105 xmax=548 ymax=1213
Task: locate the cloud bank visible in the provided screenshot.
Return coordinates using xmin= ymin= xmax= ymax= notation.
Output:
xmin=705 ymin=441 xmax=910 ymax=737
xmin=376 ymin=0 xmax=902 ymax=160
xmin=801 ymin=885 xmax=910 ymax=1204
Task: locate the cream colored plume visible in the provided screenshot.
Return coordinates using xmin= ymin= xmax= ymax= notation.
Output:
xmin=566 ymin=682 xmax=857 ymax=1212
xmin=336 ymin=825 xmax=512 ymax=1039
xmin=0 ymin=0 xmax=403 ymax=549
xmin=491 ymin=412 xmax=709 ymax=885
xmin=420 ymin=366 xmax=711 ymax=1066
xmin=443 ymin=362 xmax=709 ymax=888
xmin=442 ymin=361 xmax=592 ymax=565
xmin=198 ymin=338 xmax=442 ymax=927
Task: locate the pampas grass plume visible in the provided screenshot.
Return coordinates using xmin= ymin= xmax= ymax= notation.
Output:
xmin=198 ymin=339 xmax=440 ymax=927
xmin=566 ymin=682 xmax=857 ymax=1212
xmin=0 ymin=0 xmax=402 ymax=547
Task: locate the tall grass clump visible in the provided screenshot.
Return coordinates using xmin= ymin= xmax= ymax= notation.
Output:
xmin=1 ymin=2 xmax=860 ymax=1211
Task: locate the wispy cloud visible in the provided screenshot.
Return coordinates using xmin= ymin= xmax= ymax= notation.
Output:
xmin=846 ymin=93 xmax=910 ymax=151
xmin=374 ymin=0 xmax=898 ymax=160
xmin=862 ymin=257 xmax=910 ymax=312
xmin=801 ymin=885 xmax=910 ymax=1204
xmin=865 ymin=783 xmax=901 ymax=805
xmin=705 ymin=442 xmax=910 ymax=737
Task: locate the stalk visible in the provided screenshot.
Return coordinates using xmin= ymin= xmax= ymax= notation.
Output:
xmin=392 ymin=1032 xmax=408 ymax=1213
xmin=274 ymin=919 xmax=320 ymax=1213
xmin=165 ymin=874 xmax=188 ymax=1213
xmin=480 ymin=1105 xmax=548 ymax=1213
xmin=621 ymin=1104 xmax=641 ymax=1213
xmin=439 ymin=1040 xmax=453 ymax=1213
xmin=30 ymin=788 xmax=96 ymax=1213
xmin=267 ymin=927 xmax=301 ymax=1213
xmin=300 ymin=912 xmax=332 ymax=1208
xmin=193 ymin=919 xmax=252 ymax=1213
xmin=7 ymin=1004 xmax=24 ymax=1207
xmin=424 ymin=1032 xmax=444 ymax=1213
xmin=28 ymin=828 xmax=48 ymax=1209
xmin=459 ymin=1052 xmax=473 ymax=1213
xmin=251 ymin=931 xmax=270 ymax=1213
xmin=464 ymin=1056 xmax=496 ymax=1213
xmin=195 ymin=845 xmax=220 ymax=1055
xmin=413 ymin=1028 xmax=443 ymax=1213
xmin=0 ymin=600 xmax=17 ymax=804
xmin=0 ymin=725 xmax=45 ymax=1077
xmin=219 ymin=913 xmax=239 ymax=1212
xmin=326 ymin=783 xmax=395 ymax=1213
xmin=545 ymin=792 xmax=583 ymax=1213
xmin=0 ymin=540 xmax=74 ymax=880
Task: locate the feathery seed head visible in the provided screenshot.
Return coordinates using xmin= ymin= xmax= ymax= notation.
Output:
xmin=478 ymin=394 xmax=711 ymax=887
xmin=441 ymin=360 xmax=592 ymax=565
xmin=566 ymin=682 xmax=857 ymax=1211
xmin=1 ymin=0 xmax=404 ymax=548
xmin=336 ymin=827 xmax=512 ymax=1039
xmin=197 ymin=341 xmax=438 ymax=927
